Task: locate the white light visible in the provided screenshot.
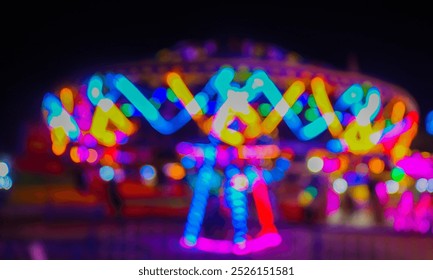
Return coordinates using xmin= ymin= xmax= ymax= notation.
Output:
xmin=427 ymin=179 xmax=433 ymax=193
xmin=0 ymin=162 xmax=9 ymax=177
xmin=227 ymin=90 xmax=249 ymax=113
xmin=323 ymin=113 xmax=335 ymax=125
xmin=185 ymin=99 xmax=201 ymax=115
xmin=415 ymin=178 xmax=428 ymax=193
xmin=332 ymin=178 xmax=348 ymax=194
xmin=0 ymin=175 xmax=12 ymax=190
xmin=98 ymin=98 xmax=114 ymax=112
xmin=91 ymin=87 xmax=100 ymax=98
xmin=274 ymin=99 xmax=290 ymax=117
xmin=307 ymin=157 xmax=324 ymax=173
xmin=252 ymin=78 xmax=264 ymax=89
xmin=369 ymin=131 xmax=382 ymax=144
xmin=385 ymin=180 xmax=399 ymax=194
xmin=230 ymin=174 xmax=249 ymax=191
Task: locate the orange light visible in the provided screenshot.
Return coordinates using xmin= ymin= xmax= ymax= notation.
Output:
xmin=368 ymin=157 xmax=385 ymax=174
xmin=164 ymin=163 xmax=186 ymax=180
xmin=60 ymin=87 xmax=74 ymax=114
xmin=70 ymin=146 xmax=80 ymax=163
xmin=87 ymin=149 xmax=98 ymax=164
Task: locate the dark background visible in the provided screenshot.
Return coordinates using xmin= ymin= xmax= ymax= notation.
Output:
xmin=2 ymin=1 xmax=433 ymax=153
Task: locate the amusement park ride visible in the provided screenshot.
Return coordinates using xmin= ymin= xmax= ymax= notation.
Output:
xmin=7 ymin=40 xmax=432 ymax=255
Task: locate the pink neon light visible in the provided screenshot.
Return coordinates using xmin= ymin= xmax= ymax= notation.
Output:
xmin=183 ymin=233 xmax=282 ymax=255
xmin=396 ymin=153 xmax=433 ymax=179
xmin=196 ymin=237 xmax=232 ymax=254
xmin=394 ymin=191 xmax=414 ymax=232
xmin=414 ymin=194 xmax=431 ymax=233
xmin=326 ymin=188 xmax=340 ymax=215
xmin=322 ymin=157 xmax=341 ymax=173
xmin=375 ymin=182 xmax=389 ymax=205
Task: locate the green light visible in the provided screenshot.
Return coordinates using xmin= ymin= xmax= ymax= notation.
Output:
xmin=386 ymin=119 xmax=392 ymax=126
xmin=235 ymin=66 xmax=252 ymax=83
xmin=308 ymin=95 xmax=317 ymax=108
xmin=305 ymin=185 xmax=318 ymax=198
xmin=292 ymin=100 xmax=303 ymax=115
xmin=120 ymin=103 xmax=135 ymax=117
xmin=305 ymin=108 xmax=319 ymax=122
xmin=258 ymin=103 xmax=272 ymax=117
xmin=166 ymin=88 xmax=178 ymax=103
xmin=391 ymin=167 xmax=405 ymax=182
xmin=149 ymin=98 xmax=161 ymax=109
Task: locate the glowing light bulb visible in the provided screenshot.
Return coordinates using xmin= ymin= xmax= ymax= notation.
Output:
xmin=332 ymin=178 xmax=348 ymax=194
xmin=415 ymin=178 xmax=428 ymax=193
xmin=385 ymin=180 xmax=399 ymax=194
xmin=0 ymin=162 xmax=9 ymax=177
xmin=140 ymin=165 xmax=156 ymax=181
xmin=307 ymin=157 xmax=324 ymax=173
xmin=230 ymin=174 xmax=249 ymax=191
xmin=99 ymin=166 xmax=115 ymax=181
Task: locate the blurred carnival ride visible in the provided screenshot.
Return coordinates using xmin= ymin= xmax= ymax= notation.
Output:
xmin=2 ymin=40 xmax=433 ymax=255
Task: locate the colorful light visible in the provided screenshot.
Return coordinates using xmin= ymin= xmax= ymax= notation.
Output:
xmin=0 ymin=176 xmax=13 ymax=190
xmin=307 ymin=157 xmax=324 ymax=173
xmin=163 ymin=163 xmax=186 ymax=180
xmin=426 ymin=110 xmax=433 ymax=135
xmin=230 ymin=174 xmax=249 ymax=191
xmin=368 ymin=157 xmax=385 ymax=174
xmin=140 ymin=165 xmax=156 ymax=181
xmin=385 ymin=180 xmax=399 ymax=194
xmin=332 ymin=178 xmax=348 ymax=194
xmin=428 ymin=179 xmax=433 ymax=193
xmin=99 ymin=166 xmax=115 ymax=182
xmin=40 ymin=41 xmax=429 ymax=253
xmin=0 ymin=162 xmax=9 ymax=177
xmin=415 ymin=178 xmax=428 ymax=193
xmin=391 ymin=167 xmax=405 ymax=182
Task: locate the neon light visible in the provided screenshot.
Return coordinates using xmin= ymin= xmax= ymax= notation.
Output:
xmin=163 ymin=163 xmax=186 ymax=180
xmin=0 ymin=162 xmax=9 ymax=177
xmin=415 ymin=178 xmax=428 ymax=193
xmin=385 ymin=180 xmax=399 ymax=194
xmin=41 ymin=55 xmax=428 ymax=254
xmin=307 ymin=157 xmax=324 ymax=173
xmin=332 ymin=178 xmax=348 ymax=194
xmin=99 ymin=166 xmax=115 ymax=182
xmin=0 ymin=175 xmax=13 ymax=190
xmin=311 ymin=77 xmax=343 ymax=137
xmin=391 ymin=167 xmax=405 ymax=182
xmin=368 ymin=157 xmax=385 ymax=174
xmin=140 ymin=165 xmax=156 ymax=181
xmin=426 ymin=110 xmax=433 ymax=135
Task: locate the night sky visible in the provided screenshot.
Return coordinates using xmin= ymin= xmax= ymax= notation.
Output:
xmin=2 ymin=2 xmax=433 ymax=154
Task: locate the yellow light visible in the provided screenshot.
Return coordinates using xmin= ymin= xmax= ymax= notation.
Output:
xmin=51 ymin=127 xmax=69 ymax=155
xmin=342 ymin=121 xmax=379 ymax=155
xmin=311 ymin=77 xmax=343 ymax=137
xmin=298 ymin=191 xmax=314 ymax=207
xmin=90 ymin=102 xmax=135 ymax=147
xmin=167 ymin=72 xmax=203 ymax=119
xmin=211 ymin=91 xmax=261 ymax=147
xmin=349 ymin=185 xmax=370 ymax=204
xmin=262 ymin=80 xmax=304 ymax=134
